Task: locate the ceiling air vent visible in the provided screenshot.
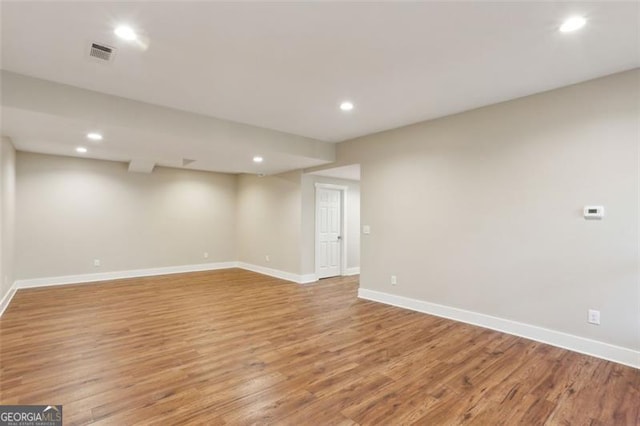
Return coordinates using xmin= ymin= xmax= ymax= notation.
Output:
xmin=89 ymin=42 xmax=115 ymax=62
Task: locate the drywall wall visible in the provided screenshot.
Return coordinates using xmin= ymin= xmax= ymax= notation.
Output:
xmin=13 ymin=154 xmax=356 ymax=283
xmin=236 ymin=171 xmax=303 ymax=274
xmin=301 ymin=174 xmax=360 ymax=275
xmin=336 ymin=69 xmax=640 ymax=351
xmin=0 ymin=137 xmax=16 ymax=300
xmin=15 ymin=152 xmax=237 ymax=279
xmin=236 ymin=172 xmax=359 ymax=278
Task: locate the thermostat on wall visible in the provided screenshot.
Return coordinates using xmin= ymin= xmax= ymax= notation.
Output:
xmin=584 ymin=206 xmax=604 ymax=220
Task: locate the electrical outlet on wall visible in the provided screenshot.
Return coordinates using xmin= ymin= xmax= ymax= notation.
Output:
xmin=588 ymin=309 xmax=600 ymax=325
xmin=265 ymin=255 xmax=270 ymax=262
xmin=93 ymin=259 xmax=101 ymax=267
xmin=203 ymin=252 xmax=209 ymax=259
xmin=391 ymin=275 xmax=397 ymax=286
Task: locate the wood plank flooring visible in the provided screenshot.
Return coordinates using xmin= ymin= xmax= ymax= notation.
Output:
xmin=0 ymin=269 xmax=638 ymax=425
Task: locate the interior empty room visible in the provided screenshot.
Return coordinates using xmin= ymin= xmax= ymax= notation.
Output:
xmin=0 ymin=2 xmax=639 ymax=425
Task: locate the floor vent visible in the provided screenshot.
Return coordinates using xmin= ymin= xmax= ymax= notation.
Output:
xmin=89 ymin=42 xmax=115 ymax=62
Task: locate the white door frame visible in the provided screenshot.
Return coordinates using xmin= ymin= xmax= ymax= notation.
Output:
xmin=315 ymin=183 xmax=348 ymax=278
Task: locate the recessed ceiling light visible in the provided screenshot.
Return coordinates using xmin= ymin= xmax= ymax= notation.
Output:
xmin=114 ymin=25 xmax=138 ymax=41
xmin=340 ymin=101 xmax=354 ymax=111
xmin=87 ymin=132 xmax=103 ymax=141
xmin=76 ymin=147 xmax=88 ymax=153
xmin=560 ymin=16 xmax=586 ymax=33
xmin=253 ymin=156 xmax=264 ymax=163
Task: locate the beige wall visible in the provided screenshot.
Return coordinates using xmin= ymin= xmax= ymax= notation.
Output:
xmin=337 ymin=69 xmax=640 ymax=351
xmin=15 ymin=153 xmax=237 ymax=279
xmin=1 ymin=137 xmax=16 ymax=300
xmin=236 ymin=171 xmax=302 ymax=274
xmin=301 ymin=174 xmax=360 ymax=275
xmin=13 ymin=155 xmax=356 ymax=282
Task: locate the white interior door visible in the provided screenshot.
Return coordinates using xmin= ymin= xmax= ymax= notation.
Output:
xmin=316 ymin=187 xmax=342 ymax=279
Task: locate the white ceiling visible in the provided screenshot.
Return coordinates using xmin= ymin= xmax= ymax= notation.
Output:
xmin=1 ymin=2 xmax=639 ymax=173
xmin=1 ymin=71 xmax=334 ymax=175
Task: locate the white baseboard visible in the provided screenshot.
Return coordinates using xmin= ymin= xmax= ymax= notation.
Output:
xmin=358 ymin=288 xmax=639 ymax=369
xmin=12 ymin=261 xmax=317 ymax=291
xmin=14 ymin=262 xmax=239 ymax=290
xmin=237 ymin=262 xmax=317 ymax=284
xmin=0 ymin=281 xmax=18 ymax=317
xmin=298 ymin=273 xmax=319 ymax=284
xmin=344 ymin=267 xmax=360 ymax=276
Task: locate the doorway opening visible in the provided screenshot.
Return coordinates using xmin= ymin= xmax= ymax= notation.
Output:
xmin=309 ymin=164 xmax=360 ymax=280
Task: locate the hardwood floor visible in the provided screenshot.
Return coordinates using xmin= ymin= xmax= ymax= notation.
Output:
xmin=1 ymin=269 xmax=638 ymax=425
